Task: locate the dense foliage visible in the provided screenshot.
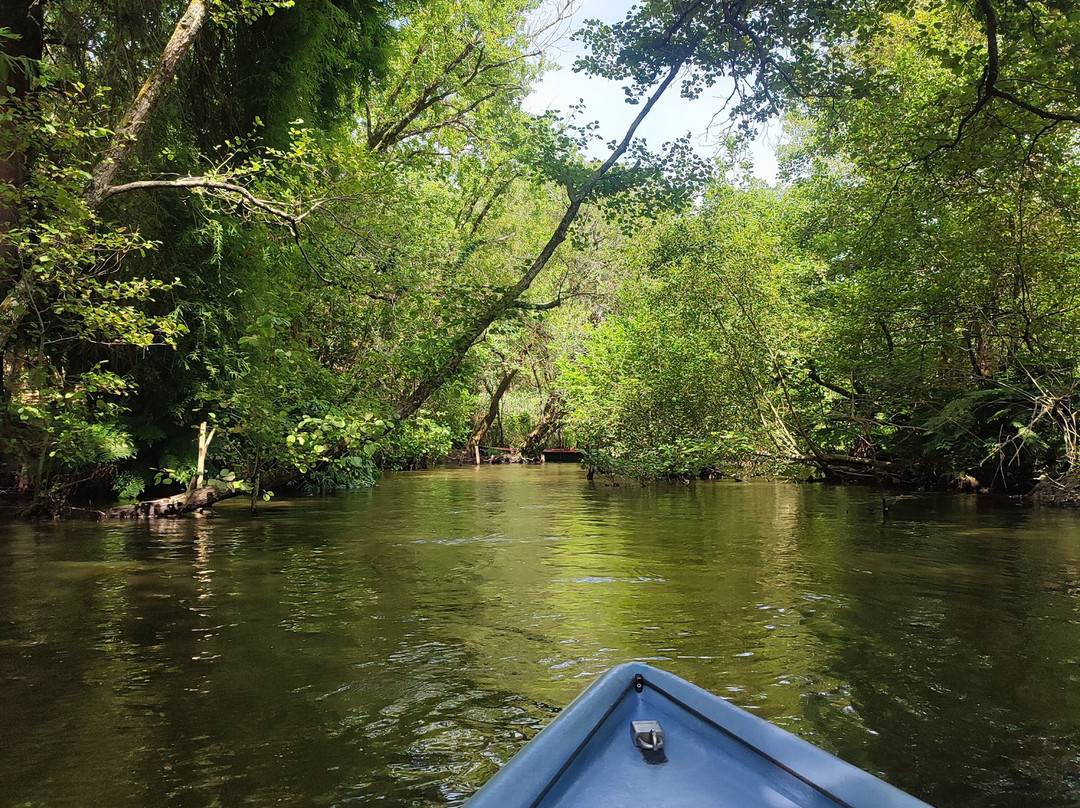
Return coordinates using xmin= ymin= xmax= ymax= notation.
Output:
xmin=562 ymin=2 xmax=1080 ymax=492
xmin=0 ymin=0 xmax=638 ymax=512
xmin=2 ymin=0 xmax=1080 ymax=514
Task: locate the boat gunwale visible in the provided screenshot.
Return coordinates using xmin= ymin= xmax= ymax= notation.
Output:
xmin=525 ymin=679 xmax=635 ymax=808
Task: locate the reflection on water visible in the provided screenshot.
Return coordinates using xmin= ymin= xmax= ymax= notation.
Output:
xmin=3 ymin=466 xmax=1080 ymax=807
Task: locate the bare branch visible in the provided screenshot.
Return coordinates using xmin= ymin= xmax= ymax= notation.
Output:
xmin=98 ymin=176 xmax=307 ymax=223
xmin=929 ymin=0 xmax=1080 ymax=160
xmin=807 ymin=362 xmax=858 ymax=399
xmin=514 ymin=298 xmax=564 ymax=311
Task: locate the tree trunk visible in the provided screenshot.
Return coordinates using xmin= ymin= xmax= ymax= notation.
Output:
xmin=518 ymin=395 xmax=566 ymax=461
xmin=87 ymin=0 xmax=209 ymax=209
xmin=250 ymin=471 xmax=261 ymax=515
xmin=467 ymin=367 xmax=517 ymax=463
xmin=190 ymin=421 xmax=215 ymax=490
xmin=0 ymin=0 xmax=42 ymax=224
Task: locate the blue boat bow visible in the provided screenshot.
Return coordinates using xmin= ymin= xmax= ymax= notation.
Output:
xmin=466 ymin=662 xmax=932 ymax=808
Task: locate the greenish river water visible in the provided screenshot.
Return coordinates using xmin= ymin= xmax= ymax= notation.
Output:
xmin=3 ymin=465 xmax=1080 ymax=807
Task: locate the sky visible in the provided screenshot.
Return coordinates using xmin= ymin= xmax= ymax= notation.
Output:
xmin=521 ymin=0 xmax=781 ymax=184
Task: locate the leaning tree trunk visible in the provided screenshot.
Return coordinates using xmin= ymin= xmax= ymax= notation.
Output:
xmin=2 ymin=0 xmax=208 ymax=357
xmin=468 ymin=368 xmax=518 ymax=464
xmin=88 ymin=0 xmax=208 ymax=209
xmin=391 ymin=58 xmax=687 ymax=423
xmin=518 ymin=396 xmax=567 ymax=461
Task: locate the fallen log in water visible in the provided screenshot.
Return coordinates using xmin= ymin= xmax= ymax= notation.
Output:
xmin=106 ymin=482 xmax=233 ymax=518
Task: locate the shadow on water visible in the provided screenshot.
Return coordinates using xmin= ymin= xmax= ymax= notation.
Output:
xmin=3 ymin=465 xmax=1080 ymax=806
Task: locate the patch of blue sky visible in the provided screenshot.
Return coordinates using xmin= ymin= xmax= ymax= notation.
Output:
xmin=523 ymin=0 xmax=781 ymax=184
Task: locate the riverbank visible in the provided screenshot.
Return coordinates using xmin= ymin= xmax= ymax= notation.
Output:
xmin=1031 ymin=470 xmax=1080 ymax=509
xmin=3 ymin=458 xmax=1070 ymax=522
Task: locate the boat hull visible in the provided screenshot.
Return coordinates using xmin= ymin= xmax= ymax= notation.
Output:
xmin=466 ymin=662 xmax=931 ymax=808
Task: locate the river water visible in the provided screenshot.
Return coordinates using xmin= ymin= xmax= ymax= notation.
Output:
xmin=2 ymin=465 xmax=1080 ymax=807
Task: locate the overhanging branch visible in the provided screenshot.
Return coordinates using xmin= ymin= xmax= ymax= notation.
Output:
xmin=100 ymin=176 xmax=309 ymax=223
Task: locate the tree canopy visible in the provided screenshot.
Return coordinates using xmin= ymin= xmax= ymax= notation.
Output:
xmin=3 ymin=0 xmax=1080 ymax=515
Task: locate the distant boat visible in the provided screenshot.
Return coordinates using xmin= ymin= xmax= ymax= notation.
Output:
xmin=541 ymin=448 xmax=582 ymax=463
xmin=466 ymin=662 xmax=931 ymax=807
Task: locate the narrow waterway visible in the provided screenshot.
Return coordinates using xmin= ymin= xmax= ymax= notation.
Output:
xmin=2 ymin=465 xmax=1080 ymax=807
